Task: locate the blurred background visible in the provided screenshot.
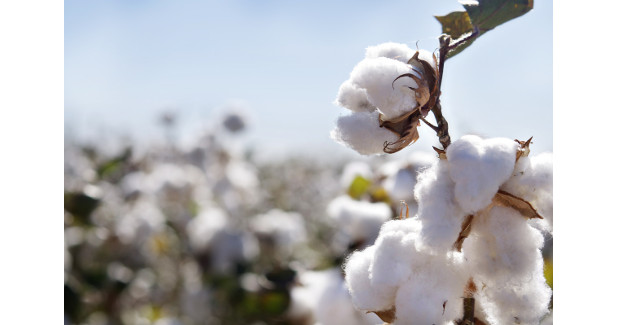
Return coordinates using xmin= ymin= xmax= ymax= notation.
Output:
xmin=64 ymin=1 xmax=552 ymax=324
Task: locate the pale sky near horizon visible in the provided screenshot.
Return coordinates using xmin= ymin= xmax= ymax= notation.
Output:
xmin=64 ymin=0 xmax=552 ymax=160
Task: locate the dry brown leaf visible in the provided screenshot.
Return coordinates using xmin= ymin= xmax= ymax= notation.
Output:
xmin=433 ymin=146 xmax=447 ymax=160
xmin=515 ymin=136 xmax=533 ymax=161
xmin=370 ymin=307 xmax=397 ymax=323
xmin=381 ymin=51 xmax=441 ymax=154
xmin=493 ymin=190 xmax=543 ymax=219
xmin=453 ymin=214 xmax=475 ymax=252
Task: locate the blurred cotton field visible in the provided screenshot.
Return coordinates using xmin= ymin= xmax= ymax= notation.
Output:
xmin=64 ymin=107 xmax=449 ymax=325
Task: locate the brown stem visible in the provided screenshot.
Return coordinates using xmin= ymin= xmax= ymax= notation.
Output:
xmin=432 ymin=101 xmax=451 ymax=149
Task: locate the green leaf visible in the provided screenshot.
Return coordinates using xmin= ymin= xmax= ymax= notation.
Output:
xmin=463 ymin=0 xmax=533 ymax=33
xmin=347 ymin=175 xmax=372 ymax=200
xmin=435 ymin=0 xmax=534 ymax=58
xmin=435 ymin=11 xmax=473 ymax=39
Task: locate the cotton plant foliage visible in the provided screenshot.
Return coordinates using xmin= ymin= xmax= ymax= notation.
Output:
xmin=343 ymin=135 xmax=552 ymax=324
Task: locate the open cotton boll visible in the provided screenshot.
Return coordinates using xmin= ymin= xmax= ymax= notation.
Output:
xmin=335 ymin=79 xmax=376 ymax=113
xmin=250 ymin=209 xmax=307 ymax=247
xmin=394 ymin=260 xmax=468 ymax=325
xmin=344 ymin=246 xmax=397 ymax=312
xmin=327 ymin=195 xmax=392 ymax=244
xmin=350 ymin=57 xmax=420 ymax=120
xmin=369 ymin=218 xmax=423 ymax=288
xmin=331 ymin=110 xmax=399 ymax=155
xmin=340 ymin=161 xmax=373 ymax=189
xmin=501 ymin=152 xmax=553 ymax=232
xmin=446 ymin=135 xmax=519 ymax=214
xmin=462 ymin=207 xmax=551 ymax=325
xmin=115 ymin=197 xmax=166 ymax=244
xmin=313 ymin=269 xmax=382 ymax=325
xmin=365 ymin=42 xmax=416 ymax=63
xmin=186 ymin=208 xmax=229 ymax=251
xmin=414 ymin=161 xmax=468 ymax=253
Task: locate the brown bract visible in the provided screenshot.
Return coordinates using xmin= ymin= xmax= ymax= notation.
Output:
xmin=381 ymin=51 xmax=440 ymax=154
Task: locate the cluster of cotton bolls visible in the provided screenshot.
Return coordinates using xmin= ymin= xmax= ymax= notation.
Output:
xmin=331 ymin=42 xmax=437 ymax=155
xmin=343 ymin=135 xmax=553 ymax=325
xmin=65 ymin=107 xmax=361 ymax=325
xmin=285 ymin=152 xmax=436 ymax=325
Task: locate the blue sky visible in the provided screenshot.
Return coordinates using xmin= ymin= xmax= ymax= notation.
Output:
xmin=65 ymin=0 xmax=552 ymax=159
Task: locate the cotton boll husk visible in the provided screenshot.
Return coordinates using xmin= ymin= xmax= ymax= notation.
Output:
xmin=340 ymin=161 xmax=373 ymax=189
xmin=365 ymin=42 xmax=416 ymax=63
xmin=331 ymin=111 xmax=399 ymax=155
xmin=349 ymin=57 xmax=419 ymax=120
xmin=335 ymin=79 xmax=377 ymax=113
xmin=327 ymin=195 xmax=392 ymax=244
xmin=344 ymin=246 xmax=396 ymax=312
xmin=501 ymin=152 xmax=553 ymax=232
xmin=393 ymin=253 xmax=469 ymax=325
xmin=446 ymin=135 xmax=519 ymax=214
xmin=414 ymin=161 xmax=468 ymax=253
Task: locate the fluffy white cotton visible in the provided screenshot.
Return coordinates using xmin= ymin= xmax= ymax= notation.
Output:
xmin=343 ymin=135 xmax=552 ymax=324
xmin=340 ymin=161 xmax=373 ymax=189
xmin=414 ymin=161 xmax=468 ymax=253
xmin=250 ymin=209 xmax=307 ymax=247
xmin=365 ymin=42 xmax=416 ymax=63
xmin=115 ymin=198 xmax=166 ymax=244
xmin=463 ymin=206 xmax=551 ymax=324
xmin=446 ymin=135 xmax=519 ymax=214
xmin=369 ymin=218 xmax=423 ymax=288
xmin=331 ymin=110 xmax=399 ymax=155
xmin=350 ymin=57 xmax=419 ymax=120
xmin=365 ymin=42 xmax=437 ymax=72
xmin=344 ymin=246 xmax=397 ymax=311
xmin=289 ymin=268 xmax=380 ymax=325
xmin=186 ymin=208 xmax=229 ymax=251
xmin=335 ymin=79 xmax=376 ymax=113
xmin=501 ymin=152 xmax=553 ymax=232
xmin=327 ymin=195 xmax=392 ymax=244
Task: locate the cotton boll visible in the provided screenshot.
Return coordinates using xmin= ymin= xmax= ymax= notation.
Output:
xmin=250 ymin=209 xmax=307 ymax=247
xmin=394 ymin=269 xmax=465 ymax=325
xmin=335 ymin=79 xmax=376 ymax=113
xmin=365 ymin=42 xmax=416 ymax=63
xmin=349 ymin=57 xmax=420 ymax=120
xmin=331 ymin=111 xmax=399 ymax=155
xmin=463 ymin=207 xmax=551 ymax=325
xmin=186 ymin=208 xmax=229 ymax=251
xmin=502 ymin=152 xmax=553 ymax=232
xmin=446 ymin=135 xmax=519 ymax=214
xmin=314 ymin=269 xmax=382 ymax=325
xmin=327 ymin=195 xmax=392 ymax=244
xmin=340 ymin=161 xmax=373 ymax=189
xmin=344 ymin=246 xmax=396 ymax=312
xmin=414 ymin=161 xmax=468 ymax=253
xmin=115 ymin=198 xmax=166 ymax=244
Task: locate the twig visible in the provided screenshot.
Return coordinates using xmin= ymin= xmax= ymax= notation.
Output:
xmin=420 ymin=116 xmax=439 ymax=132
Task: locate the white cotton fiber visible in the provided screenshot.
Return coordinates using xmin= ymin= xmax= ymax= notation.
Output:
xmin=365 ymin=42 xmax=416 ymax=63
xmin=501 ymin=152 xmax=553 ymax=232
xmin=446 ymin=135 xmax=519 ymax=214
xmin=463 ymin=206 xmax=551 ymax=325
xmin=327 ymin=195 xmax=392 ymax=244
xmin=250 ymin=209 xmax=307 ymax=247
xmin=331 ymin=110 xmax=399 ymax=155
xmin=349 ymin=57 xmax=419 ymax=121
xmin=186 ymin=208 xmax=229 ymax=251
xmin=344 ymin=246 xmax=396 ymax=311
xmin=414 ymin=161 xmax=468 ymax=253
xmin=369 ymin=219 xmax=423 ymax=288
xmin=340 ymin=161 xmax=373 ymax=189
xmin=335 ymin=79 xmax=377 ymax=113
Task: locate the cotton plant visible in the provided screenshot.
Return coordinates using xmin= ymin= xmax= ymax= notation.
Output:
xmin=330 ymin=1 xmax=551 ymax=324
